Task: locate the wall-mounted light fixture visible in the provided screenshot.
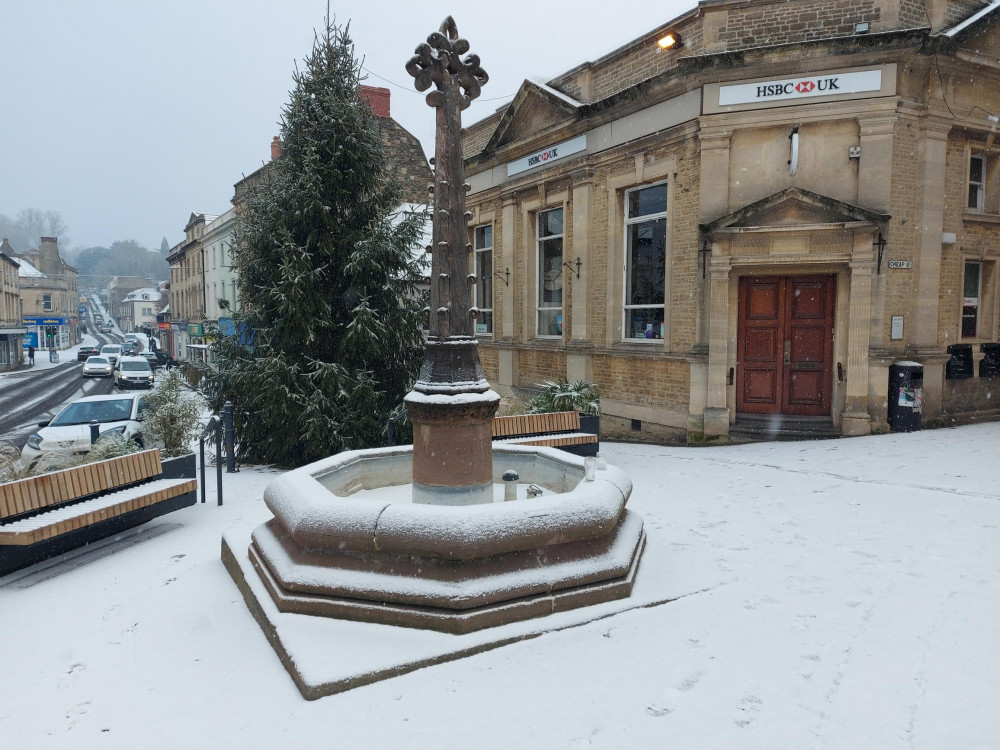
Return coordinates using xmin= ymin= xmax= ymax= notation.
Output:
xmin=874 ymin=232 xmax=887 ymax=274
xmin=495 ymin=267 xmax=510 ymax=287
xmin=854 ymin=21 xmax=870 ymax=34
xmin=700 ymin=237 xmax=712 ymax=279
xmin=657 ymin=32 xmax=682 ymax=50
xmin=789 ymin=126 xmax=800 ymax=176
xmin=563 ymin=257 xmax=582 ymax=279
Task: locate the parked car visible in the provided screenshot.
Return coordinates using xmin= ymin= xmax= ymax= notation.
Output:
xmin=113 ymin=356 xmax=155 ymax=389
xmin=100 ymin=344 xmax=122 ymax=366
xmin=82 ymin=355 xmax=113 ymax=378
xmin=77 ymin=346 xmax=101 ymax=361
xmin=21 ymin=393 xmax=148 ymax=465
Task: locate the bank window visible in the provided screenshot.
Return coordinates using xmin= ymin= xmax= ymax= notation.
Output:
xmin=536 ymin=208 xmax=564 ymax=337
xmin=969 ymin=155 xmax=985 ymax=210
xmin=963 ymin=261 xmax=983 ymax=338
xmin=623 ymin=182 xmax=667 ymax=341
xmin=968 ymin=152 xmax=1000 ymax=213
xmin=473 ymin=224 xmax=493 ymax=335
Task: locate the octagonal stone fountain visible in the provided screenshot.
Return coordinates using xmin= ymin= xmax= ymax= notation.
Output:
xmin=222 ymin=17 xmax=645 ymax=696
xmin=242 ymin=443 xmax=644 ymax=634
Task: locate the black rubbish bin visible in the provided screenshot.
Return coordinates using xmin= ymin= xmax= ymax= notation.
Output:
xmin=887 ymin=361 xmax=923 ymax=432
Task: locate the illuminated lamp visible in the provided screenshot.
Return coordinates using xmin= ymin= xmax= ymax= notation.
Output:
xmin=657 ymin=32 xmax=682 ymax=50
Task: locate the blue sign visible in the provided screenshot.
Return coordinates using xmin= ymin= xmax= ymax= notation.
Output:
xmin=78 ymin=305 xmax=87 ymax=314
xmin=22 ymin=332 xmax=38 ymax=348
xmin=23 ymin=316 xmax=68 ymax=325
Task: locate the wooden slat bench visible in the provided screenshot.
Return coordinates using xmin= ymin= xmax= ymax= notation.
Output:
xmin=492 ymin=411 xmax=599 ymax=457
xmin=0 ymin=449 xmax=197 ymax=575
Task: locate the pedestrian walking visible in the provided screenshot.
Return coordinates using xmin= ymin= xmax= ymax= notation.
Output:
xmin=27 ymin=345 xmax=35 ymax=366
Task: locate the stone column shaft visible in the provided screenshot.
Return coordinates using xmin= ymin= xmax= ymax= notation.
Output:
xmin=704 ymin=258 xmax=732 ymax=436
xmin=912 ymin=120 xmax=951 ymax=348
xmin=843 ymin=255 xmax=875 ymax=435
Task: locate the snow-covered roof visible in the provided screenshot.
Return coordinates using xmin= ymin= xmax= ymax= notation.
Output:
xmin=11 ymin=256 xmax=44 ymax=278
xmin=123 ymin=287 xmax=161 ymax=303
xmin=531 ymin=80 xmax=583 ymax=108
xmin=942 ymin=0 xmax=1000 ymax=37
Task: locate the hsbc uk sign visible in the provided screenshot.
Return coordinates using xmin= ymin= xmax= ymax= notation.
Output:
xmin=507 ymin=135 xmax=587 ymax=177
xmin=718 ymin=69 xmax=882 ymax=107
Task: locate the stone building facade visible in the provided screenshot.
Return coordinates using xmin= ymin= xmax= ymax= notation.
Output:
xmin=360 ymin=85 xmax=433 ymax=205
xmin=166 ymin=213 xmax=213 ymax=361
xmin=0 ymin=245 xmax=24 ymax=370
xmin=12 ymin=237 xmax=79 ymax=352
xmin=462 ymin=0 xmax=1000 ymax=442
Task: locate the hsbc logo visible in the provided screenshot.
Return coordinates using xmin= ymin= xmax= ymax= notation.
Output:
xmin=527 ymin=147 xmax=558 ymax=167
xmin=756 ymin=77 xmax=840 ymax=99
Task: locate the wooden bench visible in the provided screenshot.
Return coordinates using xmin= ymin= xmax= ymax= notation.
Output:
xmin=0 ymin=449 xmax=197 ymax=576
xmin=492 ymin=411 xmax=599 ymax=457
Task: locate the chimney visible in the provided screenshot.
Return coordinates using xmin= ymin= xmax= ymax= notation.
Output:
xmin=359 ymin=85 xmax=391 ymax=118
xmin=38 ymin=237 xmax=61 ymax=277
xmin=270 ymin=136 xmax=282 ymax=160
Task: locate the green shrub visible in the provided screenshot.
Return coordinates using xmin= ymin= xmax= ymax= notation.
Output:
xmin=524 ymin=379 xmax=601 ymax=416
xmin=141 ymin=369 xmax=204 ymax=457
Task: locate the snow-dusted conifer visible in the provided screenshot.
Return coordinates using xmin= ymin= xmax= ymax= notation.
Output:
xmin=211 ymin=18 xmax=427 ymax=466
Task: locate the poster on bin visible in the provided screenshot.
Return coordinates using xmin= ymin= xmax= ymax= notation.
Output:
xmin=898 ymin=386 xmax=922 ymax=412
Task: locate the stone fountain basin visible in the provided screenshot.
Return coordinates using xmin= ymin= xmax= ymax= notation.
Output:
xmin=262 ymin=443 xmax=633 ymax=561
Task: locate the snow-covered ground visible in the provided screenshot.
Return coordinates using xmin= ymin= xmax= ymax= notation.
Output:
xmin=3 ymin=333 xmax=103 ymax=378
xmin=0 ymin=425 xmax=997 ymax=749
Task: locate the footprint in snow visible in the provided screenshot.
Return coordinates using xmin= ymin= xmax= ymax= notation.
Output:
xmin=735 ymin=694 xmax=763 ymax=728
xmin=645 ymin=672 xmax=703 ymax=717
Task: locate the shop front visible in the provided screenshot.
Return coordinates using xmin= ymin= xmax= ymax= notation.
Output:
xmin=22 ymin=316 xmax=71 ymax=351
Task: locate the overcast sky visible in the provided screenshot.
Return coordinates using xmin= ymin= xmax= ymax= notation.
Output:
xmin=1 ymin=0 xmax=697 ymax=252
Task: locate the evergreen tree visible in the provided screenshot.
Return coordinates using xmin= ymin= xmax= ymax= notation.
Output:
xmin=210 ymin=19 xmax=428 ymax=467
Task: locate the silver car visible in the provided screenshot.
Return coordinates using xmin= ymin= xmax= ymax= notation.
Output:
xmin=113 ymin=356 xmax=155 ymax=389
xmin=82 ymin=355 xmax=113 ymax=378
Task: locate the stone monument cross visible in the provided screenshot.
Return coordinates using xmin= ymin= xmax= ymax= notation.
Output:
xmin=403 ymin=17 xmax=499 ymax=506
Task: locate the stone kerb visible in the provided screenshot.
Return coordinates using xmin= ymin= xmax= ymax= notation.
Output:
xmin=261 ymin=444 xmax=632 ymax=560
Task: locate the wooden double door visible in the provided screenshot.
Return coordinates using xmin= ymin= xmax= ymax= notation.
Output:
xmin=737 ymin=275 xmax=835 ymax=416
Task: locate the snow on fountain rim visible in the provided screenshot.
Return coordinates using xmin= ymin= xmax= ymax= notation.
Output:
xmin=262 ymin=443 xmax=632 ymax=561
xmin=404 ymin=388 xmax=500 ymax=405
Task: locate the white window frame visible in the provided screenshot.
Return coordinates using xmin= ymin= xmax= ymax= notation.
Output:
xmin=42 ymin=293 xmax=52 ymax=311
xmin=536 ymin=208 xmax=564 ymax=338
xmin=622 ymin=181 xmax=668 ymax=342
xmin=969 ymin=154 xmax=986 ymax=211
xmin=473 ymin=224 xmax=493 ymax=335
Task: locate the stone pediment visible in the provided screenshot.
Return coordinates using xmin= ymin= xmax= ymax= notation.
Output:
xmin=485 ymin=80 xmax=581 ymax=152
xmin=702 ymin=187 xmax=890 ymax=233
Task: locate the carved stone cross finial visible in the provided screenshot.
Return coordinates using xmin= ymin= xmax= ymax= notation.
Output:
xmin=403 ymin=18 xmax=499 ymax=507
xmin=406 ymin=16 xmax=488 ymax=110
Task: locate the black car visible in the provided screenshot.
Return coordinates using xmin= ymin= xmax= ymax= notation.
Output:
xmin=139 ymin=352 xmax=163 ymax=370
xmin=77 ymin=346 xmax=101 ymax=361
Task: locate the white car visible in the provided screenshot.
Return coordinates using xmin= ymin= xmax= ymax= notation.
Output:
xmin=113 ymin=356 xmax=154 ymax=389
xmin=100 ymin=343 xmax=122 ymax=366
xmin=21 ymin=393 xmax=148 ymax=465
xmin=82 ymin=355 xmax=113 ymax=378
